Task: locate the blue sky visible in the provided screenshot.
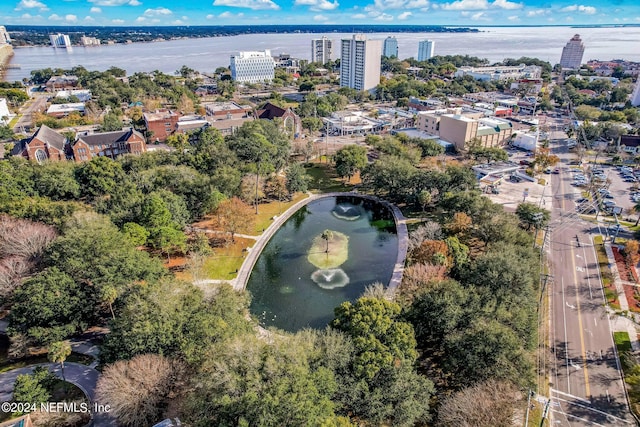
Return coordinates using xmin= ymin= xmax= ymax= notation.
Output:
xmin=3 ymin=0 xmax=639 ymax=26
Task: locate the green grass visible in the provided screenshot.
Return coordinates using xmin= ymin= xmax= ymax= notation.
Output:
xmin=615 ymin=331 xmax=632 ymax=353
xmin=198 ymin=237 xmax=254 ymax=280
xmin=252 ymin=193 xmax=308 ymax=234
xmin=305 ymin=163 xmax=354 ymax=193
xmin=594 ymin=236 xmax=620 ymax=310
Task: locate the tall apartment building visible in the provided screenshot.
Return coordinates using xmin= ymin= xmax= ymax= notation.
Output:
xmin=50 ymin=33 xmax=71 ymax=48
xmin=339 ymin=34 xmax=382 ymax=91
xmin=311 ymin=36 xmax=332 ymax=64
xmin=383 ymin=36 xmax=398 ymax=58
xmin=560 ymin=34 xmax=585 ymax=70
xmin=0 ymin=26 xmax=10 ymax=44
xmin=632 ymin=78 xmax=640 ymax=107
xmin=230 ymin=50 xmax=275 ymax=84
xmin=417 ymin=40 xmax=435 ymax=61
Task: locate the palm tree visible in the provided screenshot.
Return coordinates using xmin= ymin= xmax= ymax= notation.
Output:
xmin=321 ymin=229 xmax=333 ymax=253
xmin=634 ymin=201 xmax=640 ymax=226
xmin=48 ymin=341 xmax=72 ymax=381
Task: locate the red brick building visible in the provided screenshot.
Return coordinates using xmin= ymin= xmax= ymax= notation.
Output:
xmin=256 ymin=102 xmax=301 ymax=138
xmin=143 ymin=109 xmax=180 ymax=142
xmin=71 ymin=128 xmax=146 ymax=161
xmin=11 ymin=125 xmax=69 ymax=163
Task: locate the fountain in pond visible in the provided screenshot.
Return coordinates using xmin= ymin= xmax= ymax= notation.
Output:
xmin=307 ymin=230 xmax=350 ymax=289
xmin=331 ymin=203 xmax=362 ymax=221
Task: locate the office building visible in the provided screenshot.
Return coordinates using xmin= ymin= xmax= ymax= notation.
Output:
xmin=417 ymin=40 xmax=435 ymax=61
xmin=311 ymin=36 xmax=332 ymax=64
xmin=339 ymin=34 xmax=382 ymax=91
xmin=49 ymin=33 xmax=71 ymax=48
xmin=632 ymin=79 xmax=640 ymax=107
xmin=0 ymin=26 xmax=10 ymax=44
xmin=230 ymin=50 xmax=275 ymax=84
xmin=383 ymin=36 xmax=398 ymax=58
xmin=560 ymin=34 xmax=585 ymax=70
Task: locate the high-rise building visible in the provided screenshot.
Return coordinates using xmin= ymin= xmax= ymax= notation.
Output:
xmin=311 ymin=36 xmax=332 ymax=64
xmin=560 ymin=34 xmax=585 ymax=70
xmin=80 ymin=36 xmax=101 ymax=46
xmin=383 ymin=36 xmax=398 ymax=58
xmin=49 ymin=33 xmax=71 ymax=48
xmin=0 ymin=26 xmax=10 ymax=44
xmin=230 ymin=50 xmax=276 ymax=84
xmin=631 ymin=79 xmax=640 ymax=107
xmin=339 ymin=34 xmax=382 ymax=91
xmin=417 ymin=40 xmax=435 ymax=61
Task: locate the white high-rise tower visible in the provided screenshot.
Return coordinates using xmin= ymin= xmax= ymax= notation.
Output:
xmin=49 ymin=33 xmax=71 ymax=48
xmin=311 ymin=36 xmax=332 ymax=64
xmin=383 ymin=36 xmax=398 ymax=58
xmin=560 ymin=34 xmax=585 ymax=70
xmin=0 ymin=26 xmax=10 ymax=44
xmin=631 ymin=79 xmax=640 ymax=107
xmin=339 ymin=34 xmax=382 ymax=91
xmin=417 ymin=40 xmax=435 ymax=61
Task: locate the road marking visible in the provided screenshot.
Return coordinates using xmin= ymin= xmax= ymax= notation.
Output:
xmin=551 ymin=395 xmax=633 ymax=424
xmin=570 ymin=241 xmax=591 ymax=398
xmin=581 ymin=244 xmax=594 ymax=299
xmin=577 ymin=266 xmax=584 ymax=272
xmin=550 ymin=409 xmax=607 ymax=427
xmin=551 ymin=388 xmax=591 ymax=404
xmin=577 ymin=254 xmax=582 ymax=258
xmin=566 ymin=301 xmax=576 ymax=309
xmin=570 ymin=360 xmax=582 ymax=370
xmin=594 ymin=317 xmax=597 ymax=327
xmin=561 ymin=276 xmax=571 ymax=393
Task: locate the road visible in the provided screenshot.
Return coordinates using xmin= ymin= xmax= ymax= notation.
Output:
xmin=547 ymin=135 xmax=635 ymax=426
xmin=12 ymin=94 xmax=47 ymax=134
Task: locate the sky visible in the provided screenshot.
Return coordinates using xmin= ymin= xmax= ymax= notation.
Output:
xmin=2 ymin=0 xmax=640 ymax=27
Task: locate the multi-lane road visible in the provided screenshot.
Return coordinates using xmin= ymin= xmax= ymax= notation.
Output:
xmin=547 ymin=136 xmax=635 ymax=426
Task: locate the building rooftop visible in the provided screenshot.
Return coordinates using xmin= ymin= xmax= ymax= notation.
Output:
xmin=75 ymin=128 xmax=144 ymax=146
xmin=46 ymin=103 xmax=85 ymax=114
xmin=143 ymin=110 xmax=179 ymax=121
xmin=204 ymin=102 xmax=248 ymax=113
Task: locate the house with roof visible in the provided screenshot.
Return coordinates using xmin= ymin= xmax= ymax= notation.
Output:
xmin=45 ymin=75 xmax=79 ymax=92
xmin=256 ymin=102 xmax=301 ymax=138
xmin=11 ymin=125 xmax=69 ymax=163
xmin=47 ymin=103 xmax=85 ymax=118
xmin=71 ymin=128 xmax=146 ymax=161
xmin=620 ymin=135 xmax=640 ymax=154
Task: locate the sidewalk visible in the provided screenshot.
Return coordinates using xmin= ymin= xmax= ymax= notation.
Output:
xmin=603 ymin=241 xmax=640 ymax=351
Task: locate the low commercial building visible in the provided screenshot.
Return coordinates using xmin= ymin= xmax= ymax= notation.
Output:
xmin=144 ymin=109 xmax=180 ymax=142
xmin=80 ymin=36 xmax=100 ymax=46
xmin=455 ymin=64 xmax=542 ymax=81
xmin=46 ymin=103 xmax=85 ymax=118
xmin=324 ymin=111 xmax=384 ymax=136
xmin=204 ymin=101 xmax=251 ymax=118
xmin=55 ymin=89 xmax=92 ymax=102
xmin=45 ymin=75 xmax=79 ymax=92
xmin=511 ymin=131 xmax=538 ymax=151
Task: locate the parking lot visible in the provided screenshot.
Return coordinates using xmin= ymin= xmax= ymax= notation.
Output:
xmin=584 ymin=164 xmax=640 ymax=221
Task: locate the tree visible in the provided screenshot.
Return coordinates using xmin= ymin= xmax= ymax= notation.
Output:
xmin=321 ymin=229 xmax=334 ymax=253
xmin=48 ymin=341 xmax=72 ymax=381
xmin=166 ymin=132 xmax=190 ymax=151
xmin=102 ymin=112 xmax=123 ymax=132
xmin=11 ymin=367 xmax=56 ymax=414
xmin=286 ymin=162 xmax=309 ymax=194
xmin=468 ymin=145 xmax=508 ymax=164
xmin=122 ymin=222 xmax=149 ymax=246
xmin=215 ymin=197 xmax=255 ymax=242
xmin=417 ymin=190 xmax=432 ymax=211
xmin=533 ymin=147 xmax=560 ymax=172
xmin=334 ymin=145 xmax=368 ymax=182
xmin=436 ymin=380 xmax=522 ymax=427
xmin=96 ymin=354 xmax=185 ymax=427
xmin=515 ymin=203 xmax=550 ymax=231
xmin=75 ymin=156 xmax=126 ymax=199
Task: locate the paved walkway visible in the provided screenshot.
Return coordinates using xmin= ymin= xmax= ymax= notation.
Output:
xmin=233 ymin=192 xmax=409 ymax=293
xmin=0 ymin=362 xmax=115 ymax=426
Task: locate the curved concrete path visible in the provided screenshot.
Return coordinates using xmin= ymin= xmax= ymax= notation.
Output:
xmin=0 ymin=362 xmax=115 ymax=426
xmin=234 ymin=192 xmax=409 ymax=294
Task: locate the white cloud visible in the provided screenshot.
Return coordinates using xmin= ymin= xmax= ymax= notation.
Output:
xmin=217 ymin=11 xmax=245 ymax=18
xmin=295 ymin=0 xmax=339 ymax=11
xmin=526 ymin=9 xmax=546 ymax=17
xmin=48 ymin=13 xmax=62 ymax=20
xmin=441 ymin=0 xmax=488 ymax=11
xmin=112 ymin=18 xmax=125 ymax=23
xmin=206 ymin=14 xmax=214 ymax=18
xmin=561 ymin=4 xmax=596 ymax=14
xmin=89 ymin=0 xmax=139 ymax=6
xmin=352 ymin=13 xmax=367 ymax=18
xmin=406 ymin=0 xmax=429 ymax=8
xmin=492 ymin=0 xmax=521 ymax=10
xmin=566 ymin=16 xmax=574 ymax=21
xmin=181 ymin=15 xmax=188 ymax=19
xmin=143 ymin=7 xmax=172 ymax=16
xmin=135 ymin=16 xmax=146 ymax=22
xmin=84 ymin=15 xmax=95 ymax=21
xmin=507 ymin=14 xmax=519 ymax=20
xmin=15 ymin=0 xmax=49 ymax=11
xmin=398 ymin=11 xmax=412 ymax=19
xmin=313 ymin=14 xmax=329 ymax=21
xmin=65 ymin=14 xmax=77 ymax=22
xmin=471 ymin=11 xmax=489 ymax=20
xmin=212 ymin=0 xmax=280 ymax=10
xmin=173 ymin=19 xmax=185 ymax=24
xmin=21 ymin=13 xmax=33 ymax=18
xmin=90 ymin=6 xmax=101 ymax=12
xmin=374 ymin=12 xmax=393 ymax=20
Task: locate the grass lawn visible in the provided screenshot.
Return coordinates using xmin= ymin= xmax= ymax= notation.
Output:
xmin=305 ymin=162 xmax=356 ymax=193
xmin=594 ymin=236 xmax=621 ymax=310
xmin=174 ymin=237 xmax=254 ymax=281
xmin=252 ymin=192 xmax=309 ymax=234
xmin=615 ymin=331 xmax=633 ymax=353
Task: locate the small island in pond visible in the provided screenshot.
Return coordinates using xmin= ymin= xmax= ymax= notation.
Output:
xmin=307 ymin=230 xmax=349 ymax=269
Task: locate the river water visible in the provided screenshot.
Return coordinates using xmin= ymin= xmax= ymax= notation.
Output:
xmin=4 ymin=26 xmax=640 ymax=81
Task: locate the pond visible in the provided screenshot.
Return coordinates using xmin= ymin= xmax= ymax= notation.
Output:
xmin=246 ymin=195 xmax=398 ymax=332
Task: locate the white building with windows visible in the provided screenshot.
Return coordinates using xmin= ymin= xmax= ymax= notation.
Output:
xmin=230 ymin=50 xmax=276 ymax=84
xmin=631 ymin=78 xmax=640 ymax=107
xmin=339 ymin=34 xmax=382 ymax=91
xmin=311 ymin=37 xmax=332 ymax=64
xmin=560 ymin=34 xmax=585 ymax=70
xmin=417 ymin=40 xmax=435 ymax=61
xmin=383 ymin=36 xmax=398 ymax=58
xmin=0 ymin=98 xmax=15 ymax=125
xmin=50 ymin=33 xmax=71 ymax=48
xmin=0 ymin=26 xmax=10 ymax=44
xmin=80 ymin=36 xmax=100 ymax=46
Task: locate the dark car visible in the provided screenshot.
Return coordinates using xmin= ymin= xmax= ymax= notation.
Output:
xmin=520 ymin=160 xmax=531 ymax=166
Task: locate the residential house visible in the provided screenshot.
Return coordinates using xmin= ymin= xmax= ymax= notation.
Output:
xmin=71 ymin=128 xmax=146 ymax=161
xmin=45 ymin=75 xmax=79 ymax=92
xmin=11 ymin=125 xmax=69 ymax=163
xmin=256 ymin=102 xmax=301 ymax=137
